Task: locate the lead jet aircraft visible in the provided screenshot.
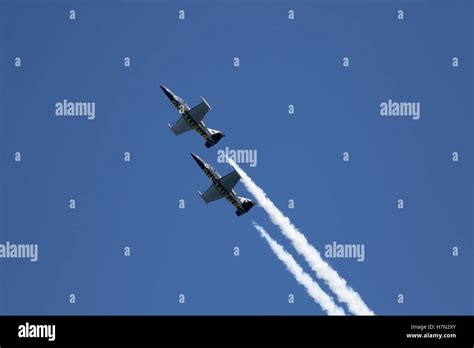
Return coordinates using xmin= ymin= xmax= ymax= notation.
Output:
xmin=191 ymin=153 xmax=255 ymax=216
xmin=160 ymin=85 xmax=225 ymax=148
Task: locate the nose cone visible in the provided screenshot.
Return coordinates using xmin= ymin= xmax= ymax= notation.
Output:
xmin=160 ymin=84 xmax=174 ymax=100
xmin=191 ymin=153 xmax=205 ymax=169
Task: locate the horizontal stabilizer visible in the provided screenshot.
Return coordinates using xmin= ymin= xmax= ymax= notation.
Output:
xmin=204 ymin=129 xmax=225 ymax=148
xmin=235 ymin=198 xmax=255 ymax=216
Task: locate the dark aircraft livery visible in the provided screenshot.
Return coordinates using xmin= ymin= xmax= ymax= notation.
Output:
xmin=160 ymin=85 xmax=225 ymax=148
xmin=191 ymin=153 xmax=255 ymax=216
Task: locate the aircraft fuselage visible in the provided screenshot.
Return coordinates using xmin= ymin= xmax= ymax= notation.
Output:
xmin=162 ymin=85 xmax=210 ymax=140
xmin=194 ymin=156 xmax=244 ymax=212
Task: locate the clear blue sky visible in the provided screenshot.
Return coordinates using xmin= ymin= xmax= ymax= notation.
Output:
xmin=0 ymin=0 xmax=472 ymax=315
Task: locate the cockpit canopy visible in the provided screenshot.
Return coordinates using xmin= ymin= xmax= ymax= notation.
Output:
xmin=174 ymin=96 xmax=189 ymax=109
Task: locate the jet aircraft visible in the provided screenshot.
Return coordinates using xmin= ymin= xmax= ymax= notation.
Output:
xmin=160 ymin=85 xmax=225 ymax=148
xmin=191 ymin=153 xmax=255 ymax=216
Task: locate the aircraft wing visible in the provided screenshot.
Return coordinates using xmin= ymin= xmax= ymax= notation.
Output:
xmin=188 ymin=97 xmax=211 ymax=122
xmin=219 ymin=169 xmax=241 ymax=191
xmin=199 ymin=184 xmax=223 ymax=203
xmin=169 ymin=118 xmax=193 ymax=135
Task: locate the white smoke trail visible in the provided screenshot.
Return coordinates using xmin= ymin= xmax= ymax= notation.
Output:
xmin=253 ymin=222 xmax=345 ymax=316
xmin=228 ymin=158 xmax=374 ymax=315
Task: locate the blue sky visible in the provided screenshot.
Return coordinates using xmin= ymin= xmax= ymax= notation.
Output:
xmin=0 ymin=0 xmax=472 ymax=315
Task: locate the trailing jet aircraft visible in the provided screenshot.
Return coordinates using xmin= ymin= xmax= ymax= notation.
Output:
xmin=160 ymin=85 xmax=225 ymax=148
xmin=191 ymin=153 xmax=255 ymax=216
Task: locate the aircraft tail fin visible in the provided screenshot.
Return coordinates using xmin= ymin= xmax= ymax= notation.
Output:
xmin=235 ymin=198 xmax=255 ymax=216
xmin=205 ymin=129 xmax=225 ymax=148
